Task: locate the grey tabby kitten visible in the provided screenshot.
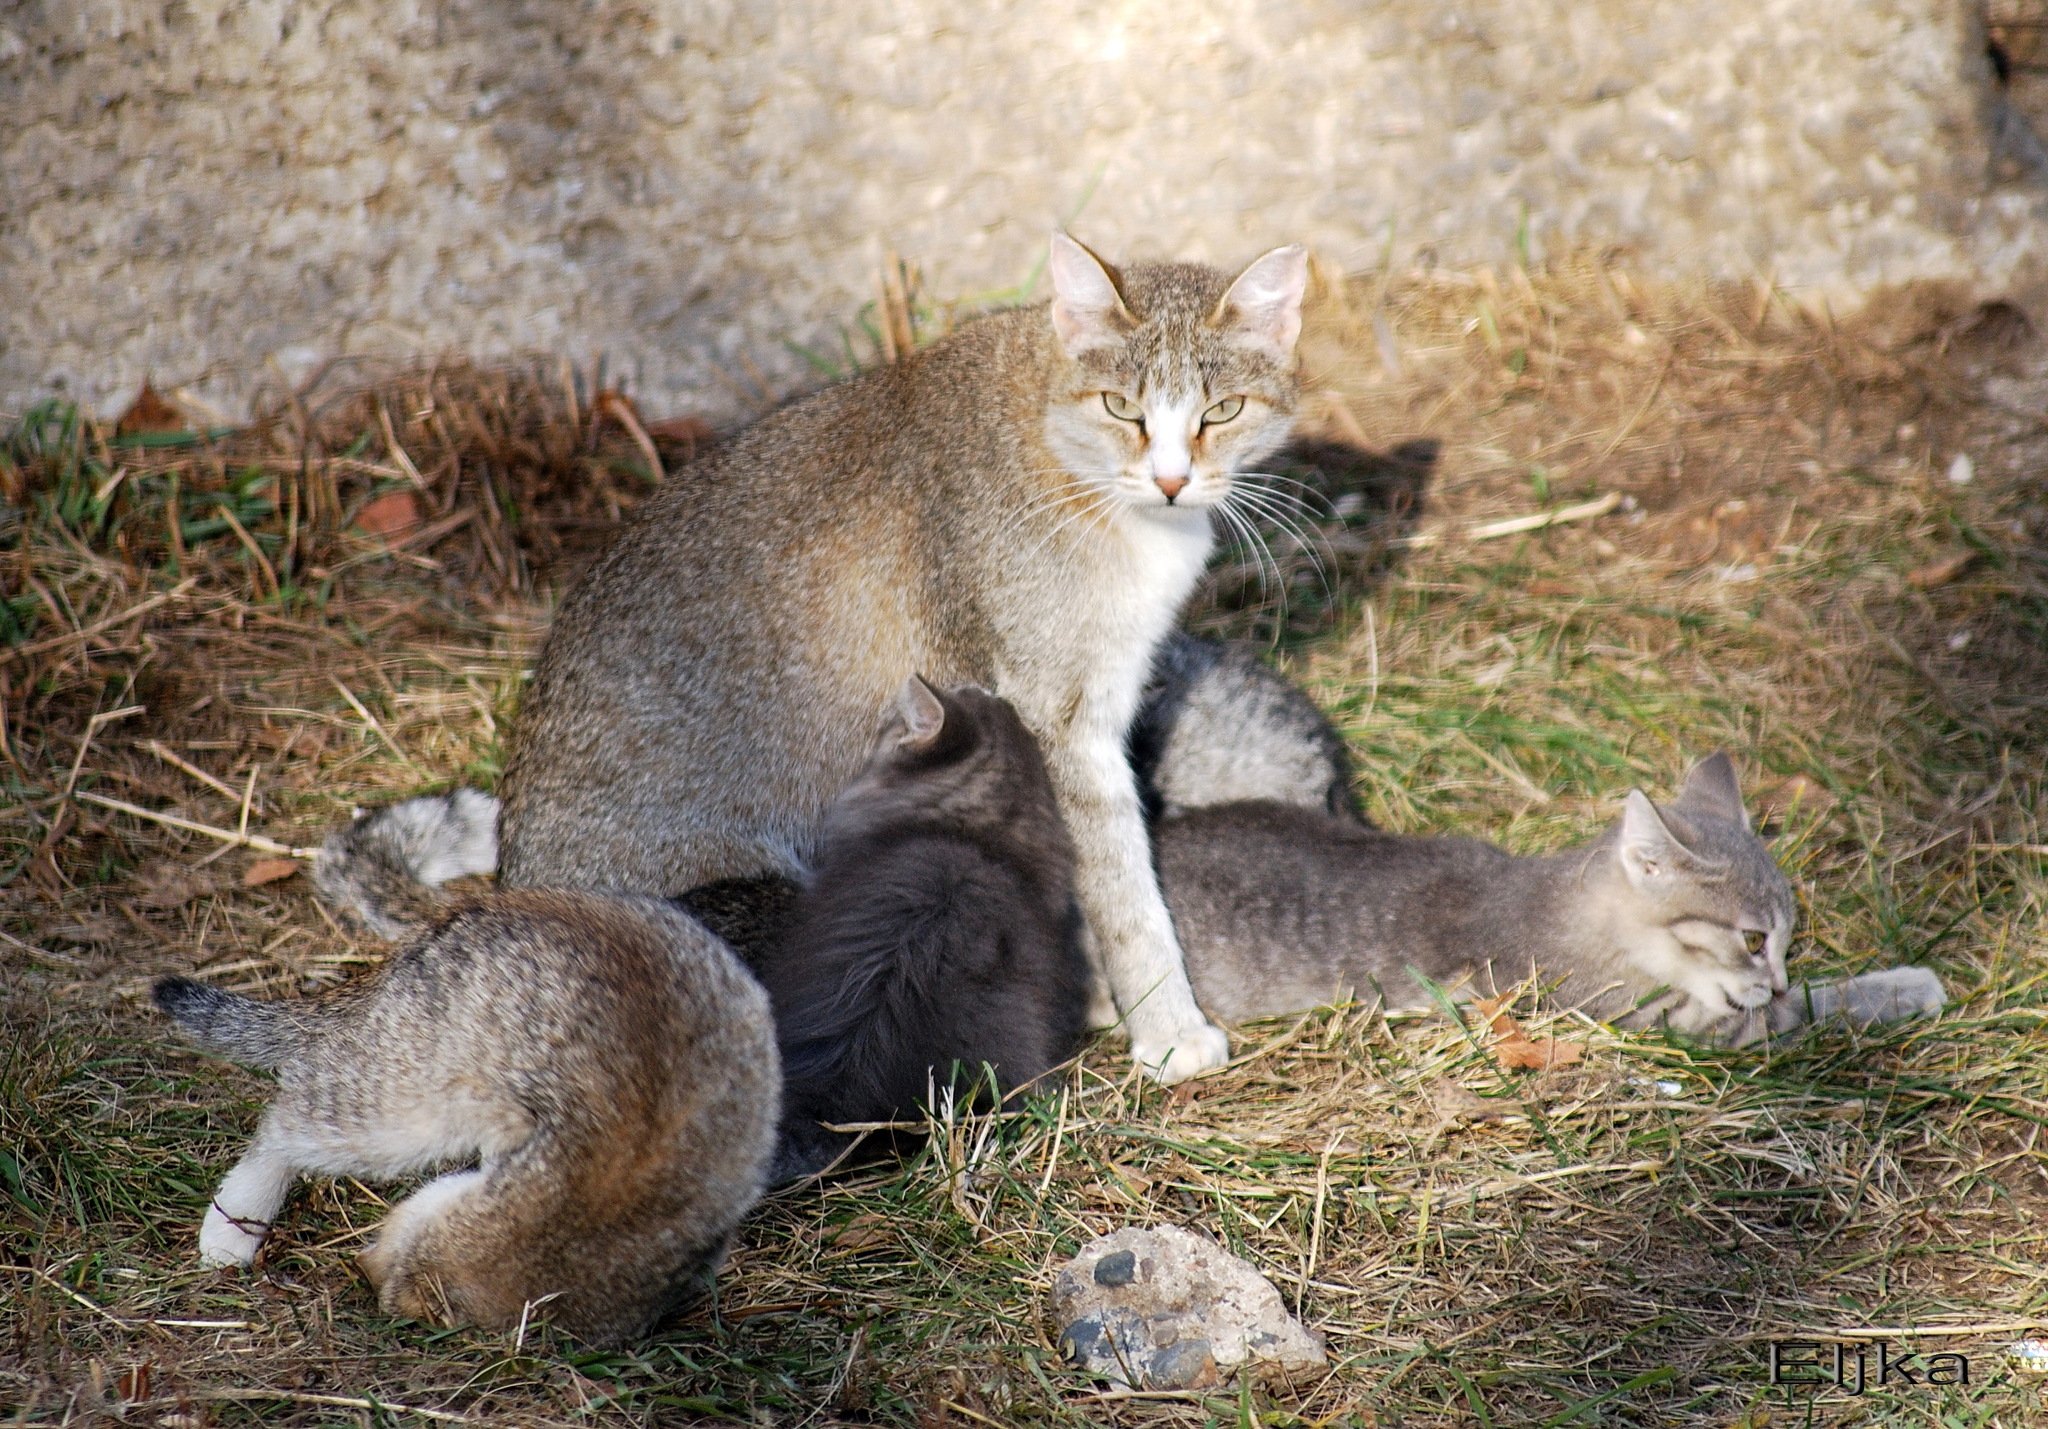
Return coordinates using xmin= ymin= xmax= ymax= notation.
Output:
xmin=154 ymin=860 xmax=778 ymax=1345
xmin=310 ymin=785 xmax=500 ymax=939
xmin=1130 ymin=631 xmax=1361 ymax=823
xmin=1158 ymin=754 xmax=1946 ymax=1044
xmin=497 ymin=234 xmax=1314 ymax=1084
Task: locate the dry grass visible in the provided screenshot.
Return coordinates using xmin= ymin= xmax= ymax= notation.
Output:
xmin=6 ymin=259 xmax=2048 ymax=1427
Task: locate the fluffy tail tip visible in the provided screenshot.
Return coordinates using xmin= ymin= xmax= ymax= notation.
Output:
xmin=151 ymin=974 xmax=218 ymax=1022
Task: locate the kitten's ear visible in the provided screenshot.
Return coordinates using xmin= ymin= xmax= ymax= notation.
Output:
xmin=1047 ymin=233 xmax=1134 ymax=357
xmin=1618 ymin=789 xmax=1688 ymax=888
xmin=894 ymin=675 xmax=947 ymax=749
xmin=1213 ymin=244 xmax=1309 ymax=359
xmin=1675 ymin=751 xmax=1748 ymax=826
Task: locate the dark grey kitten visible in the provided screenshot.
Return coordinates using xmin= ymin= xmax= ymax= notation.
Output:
xmin=755 ymin=677 xmax=1090 ymax=1182
xmin=1158 ymin=755 xmax=1945 ymax=1044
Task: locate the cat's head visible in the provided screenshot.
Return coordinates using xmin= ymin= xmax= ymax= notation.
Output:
xmin=1602 ymin=753 xmax=1797 ymax=1022
xmin=826 ymin=676 xmax=1069 ymax=847
xmin=1040 ymin=233 xmax=1307 ymax=517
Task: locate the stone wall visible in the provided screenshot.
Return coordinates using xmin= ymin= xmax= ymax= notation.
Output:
xmin=5 ymin=0 xmax=2045 ymax=424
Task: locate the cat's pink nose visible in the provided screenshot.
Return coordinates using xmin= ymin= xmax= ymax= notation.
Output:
xmin=1154 ymin=475 xmax=1189 ymax=501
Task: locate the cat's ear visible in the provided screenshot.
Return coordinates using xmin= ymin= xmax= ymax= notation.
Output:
xmin=894 ymin=675 xmax=947 ymax=749
xmin=1213 ymin=245 xmax=1309 ymax=359
xmin=1675 ymin=751 xmax=1748 ymax=826
xmin=1618 ymin=789 xmax=1690 ymax=888
xmin=1047 ymin=233 xmax=1134 ymax=357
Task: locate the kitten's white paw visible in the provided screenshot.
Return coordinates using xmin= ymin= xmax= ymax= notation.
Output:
xmin=1846 ymin=966 xmax=1947 ymax=1023
xmin=198 ymin=1203 xmax=267 ymax=1267
xmin=1131 ymin=1023 xmax=1231 ymax=1085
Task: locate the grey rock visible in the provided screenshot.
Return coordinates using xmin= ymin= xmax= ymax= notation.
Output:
xmin=1052 ymin=1225 xmax=1326 ymax=1390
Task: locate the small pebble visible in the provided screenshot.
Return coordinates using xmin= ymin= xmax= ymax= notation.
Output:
xmin=1093 ymin=1250 xmax=1137 ymax=1287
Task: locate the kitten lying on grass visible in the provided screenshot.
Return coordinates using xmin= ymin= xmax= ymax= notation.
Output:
xmin=154 ymin=880 xmax=778 ymax=1345
xmin=1156 ymin=753 xmax=1947 ymax=1044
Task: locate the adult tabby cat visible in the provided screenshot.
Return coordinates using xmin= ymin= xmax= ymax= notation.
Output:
xmin=1157 ymin=755 xmax=1947 ymax=1044
xmin=498 ymin=235 xmax=1311 ymax=1082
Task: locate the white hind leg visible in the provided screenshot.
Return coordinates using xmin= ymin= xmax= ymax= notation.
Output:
xmin=200 ymin=1138 xmax=297 ymax=1267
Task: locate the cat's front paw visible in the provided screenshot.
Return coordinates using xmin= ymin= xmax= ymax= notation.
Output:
xmin=1844 ymin=966 xmax=1947 ymax=1024
xmin=198 ymin=1202 xmax=268 ymax=1268
xmin=1131 ymin=1022 xmax=1230 ymax=1084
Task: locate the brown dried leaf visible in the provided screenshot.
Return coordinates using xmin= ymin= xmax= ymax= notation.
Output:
xmin=115 ymin=1361 xmax=153 ymax=1405
xmin=114 ymin=382 xmax=186 ymax=436
xmin=242 ymin=858 xmax=301 ymax=887
xmin=355 ymin=489 xmax=423 ymax=538
xmin=1107 ymin=1161 xmax=1154 ymax=1197
xmin=1492 ymin=1037 xmax=1585 ymax=1071
xmin=1471 ymin=995 xmax=1524 ymax=1039
xmin=1427 ymin=1077 xmax=1506 ymax=1123
xmin=1906 ymin=550 xmax=1979 ymax=590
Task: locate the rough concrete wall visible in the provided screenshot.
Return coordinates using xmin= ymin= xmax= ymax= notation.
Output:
xmin=5 ymin=0 xmax=2045 ymax=424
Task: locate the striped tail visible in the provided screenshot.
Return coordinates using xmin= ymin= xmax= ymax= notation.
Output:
xmin=151 ymin=976 xmax=321 ymax=1069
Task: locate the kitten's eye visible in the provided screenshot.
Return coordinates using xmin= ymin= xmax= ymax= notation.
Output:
xmin=1102 ymin=393 xmax=1143 ymax=423
xmin=1202 ymin=396 xmax=1245 ymax=425
xmin=1743 ymin=930 xmax=1768 ymax=958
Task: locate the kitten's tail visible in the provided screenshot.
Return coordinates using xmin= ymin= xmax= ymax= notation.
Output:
xmin=152 ymin=977 xmax=325 ymax=1068
xmin=312 ymin=789 xmax=500 ymax=938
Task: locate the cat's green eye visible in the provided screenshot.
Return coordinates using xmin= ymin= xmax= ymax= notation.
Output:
xmin=1203 ymin=396 xmax=1245 ymax=425
xmin=1743 ymin=930 xmax=1767 ymax=956
xmin=1102 ymin=393 xmax=1144 ymax=423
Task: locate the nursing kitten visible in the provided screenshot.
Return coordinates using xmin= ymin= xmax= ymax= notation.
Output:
xmin=153 ymin=888 xmax=778 ymax=1346
xmin=311 ymin=786 xmax=500 ymax=939
xmin=1159 ymin=755 xmax=1945 ymax=1043
xmin=498 ymin=234 xmax=1313 ymax=1083
xmin=1129 ymin=631 xmax=1360 ymax=823
xmin=756 ymin=678 xmax=1089 ymax=1182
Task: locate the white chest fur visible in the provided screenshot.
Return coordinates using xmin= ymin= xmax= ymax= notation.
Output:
xmin=1006 ymin=507 xmax=1213 ymax=738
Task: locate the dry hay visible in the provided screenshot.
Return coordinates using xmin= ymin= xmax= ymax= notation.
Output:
xmin=5 ymin=259 xmax=2048 ymax=1427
